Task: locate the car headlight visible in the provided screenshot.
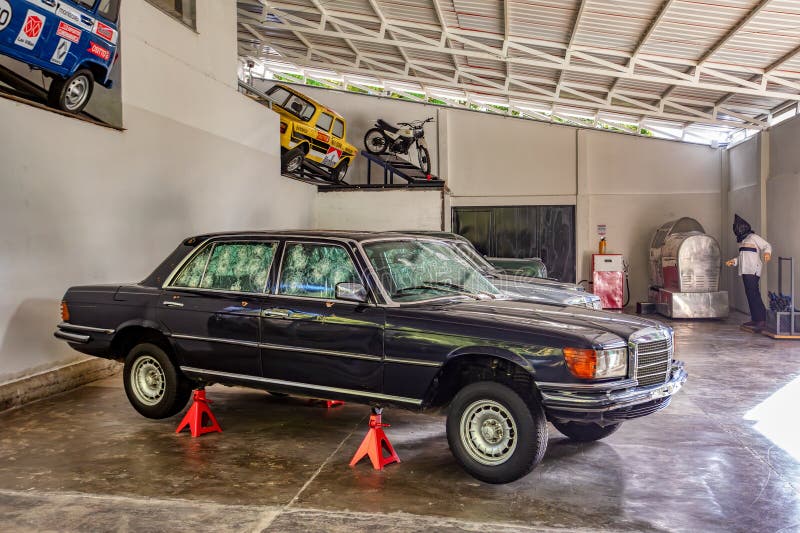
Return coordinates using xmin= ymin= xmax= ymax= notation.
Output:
xmin=563 ymin=347 xmax=628 ymax=379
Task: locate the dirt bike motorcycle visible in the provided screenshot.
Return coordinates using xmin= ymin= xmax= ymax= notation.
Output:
xmin=363 ymin=117 xmax=434 ymax=174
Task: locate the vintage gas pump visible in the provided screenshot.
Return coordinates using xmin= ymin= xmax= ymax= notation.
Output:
xmin=593 ymin=254 xmax=625 ymax=309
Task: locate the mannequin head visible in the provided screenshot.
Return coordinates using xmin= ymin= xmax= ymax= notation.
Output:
xmin=733 ymin=214 xmax=752 ymax=243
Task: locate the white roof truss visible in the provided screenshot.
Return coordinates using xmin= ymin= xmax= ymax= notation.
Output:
xmin=238 ymin=0 xmax=800 ymax=136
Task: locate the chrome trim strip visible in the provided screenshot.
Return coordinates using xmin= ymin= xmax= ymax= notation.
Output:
xmin=59 ymin=323 xmax=115 ymax=335
xmin=179 ymin=367 xmax=423 ymax=405
xmin=536 ymin=378 xmax=637 ymax=391
xmin=54 ymin=330 xmax=91 ymax=343
xmin=169 ymin=333 xmax=383 ymax=362
xmin=259 ymin=341 xmax=382 ymax=362
xmin=170 ymin=333 xmax=259 ymax=348
xmin=384 ymin=357 xmax=442 ymax=368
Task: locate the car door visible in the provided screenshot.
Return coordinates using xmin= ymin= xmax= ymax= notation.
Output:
xmin=158 ymin=239 xmax=279 ymax=377
xmin=260 ymin=240 xmax=385 ymax=393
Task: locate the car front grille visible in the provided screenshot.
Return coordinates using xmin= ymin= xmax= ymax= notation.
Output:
xmin=634 ymin=337 xmax=672 ymax=387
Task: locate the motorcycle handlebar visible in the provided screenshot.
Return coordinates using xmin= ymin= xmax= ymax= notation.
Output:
xmin=397 ymin=117 xmax=435 ymax=127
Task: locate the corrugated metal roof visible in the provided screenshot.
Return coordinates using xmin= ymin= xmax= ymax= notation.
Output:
xmin=237 ymin=0 xmax=800 ymax=138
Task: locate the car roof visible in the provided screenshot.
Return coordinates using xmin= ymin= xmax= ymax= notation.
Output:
xmin=274 ymin=84 xmax=344 ymax=120
xmin=184 ymin=230 xmax=444 ymax=244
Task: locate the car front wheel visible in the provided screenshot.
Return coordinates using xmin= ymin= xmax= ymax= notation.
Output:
xmin=281 ymin=147 xmax=305 ymax=174
xmin=552 ymin=421 xmax=621 ymax=442
xmin=48 ymin=69 xmax=94 ymax=114
xmin=123 ymin=343 xmax=192 ymax=419
xmin=446 ymin=381 xmax=548 ymax=484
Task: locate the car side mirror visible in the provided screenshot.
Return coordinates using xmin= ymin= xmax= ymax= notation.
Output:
xmin=336 ymin=282 xmax=367 ymax=303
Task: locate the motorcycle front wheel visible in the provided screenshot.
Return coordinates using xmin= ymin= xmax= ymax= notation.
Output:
xmin=364 ymin=128 xmax=389 ymax=154
xmin=417 ymin=145 xmax=431 ymax=174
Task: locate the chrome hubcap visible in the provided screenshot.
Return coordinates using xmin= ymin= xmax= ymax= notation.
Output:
xmin=287 ymin=156 xmax=302 ymax=172
xmin=460 ymin=400 xmax=517 ymax=465
xmin=130 ymin=355 xmax=166 ymax=406
xmin=64 ymin=76 xmax=89 ymax=111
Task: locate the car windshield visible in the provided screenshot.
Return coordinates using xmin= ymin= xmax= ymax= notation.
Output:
xmin=364 ymin=240 xmax=502 ymax=302
xmin=455 ymin=242 xmax=497 ymax=273
xmin=266 ymin=87 xmax=316 ymax=121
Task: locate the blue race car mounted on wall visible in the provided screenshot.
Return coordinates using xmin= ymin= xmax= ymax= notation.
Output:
xmin=0 ymin=0 xmax=119 ymax=113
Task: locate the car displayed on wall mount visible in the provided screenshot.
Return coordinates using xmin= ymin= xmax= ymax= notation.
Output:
xmin=266 ymin=83 xmax=357 ymax=183
xmin=0 ymin=0 xmax=119 ymax=113
xmin=55 ymin=231 xmax=686 ymax=484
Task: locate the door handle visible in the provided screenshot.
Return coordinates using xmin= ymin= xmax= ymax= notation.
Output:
xmin=163 ymin=301 xmax=184 ymax=308
xmin=262 ymin=309 xmax=290 ymax=318
xmin=262 ymin=308 xmax=319 ymax=320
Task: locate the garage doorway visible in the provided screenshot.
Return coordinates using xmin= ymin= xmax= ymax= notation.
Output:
xmin=452 ymin=206 xmax=576 ymax=282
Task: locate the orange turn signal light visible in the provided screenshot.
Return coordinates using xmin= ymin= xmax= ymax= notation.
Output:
xmin=60 ymin=301 xmax=70 ymax=322
xmin=563 ymin=347 xmax=597 ymax=379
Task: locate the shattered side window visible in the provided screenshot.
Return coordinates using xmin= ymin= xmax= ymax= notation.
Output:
xmin=171 ymin=245 xmax=212 ymax=288
xmin=198 ymin=242 xmax=277 ymax=293
xmin=278 ymin=243 xmax=360 ymax=299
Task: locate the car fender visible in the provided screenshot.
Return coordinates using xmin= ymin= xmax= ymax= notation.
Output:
xmin=445 ymin=345 xmax=537 ymax=374
xmin=112 ymin=318 xmax=172 ymax=343
xmin=77 ymin=59 xmax=112 ymax=86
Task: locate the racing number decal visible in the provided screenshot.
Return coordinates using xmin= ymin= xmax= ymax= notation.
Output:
xmin=0 ymin=0 xmax=12 ymax=32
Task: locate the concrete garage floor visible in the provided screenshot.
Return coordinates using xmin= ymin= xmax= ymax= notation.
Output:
xmin=1 ymin=314 xmax=799 ymax=533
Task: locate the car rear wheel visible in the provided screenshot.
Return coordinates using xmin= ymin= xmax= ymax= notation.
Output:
xmin=48 ymin=69 xmax=94 ymax=114
xmin=446 ymin=381 xmax=548 ymax=484
xmin=331 ymin=160 xmax=349 ymax=182
xmin=364 ymin=128 xmax=388 ymax=154
xmin=123 ymin=343 xmax=192 ymax=419
xmin=552 ymin=421 xmax=622 ymax=442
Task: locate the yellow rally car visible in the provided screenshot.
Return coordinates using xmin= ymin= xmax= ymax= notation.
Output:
xmin=266 ymin=84 xmax=357 ymax=182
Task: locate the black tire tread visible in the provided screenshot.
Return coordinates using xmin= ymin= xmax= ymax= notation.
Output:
xmin=123 ymin=343 xmax=192 ymax=419
xmin=364 ymin=128 xmax=388 ymax=154
xmin=552 ymin=420 xmax=622 ymax=442
xmin=446 ymin=381 xmax=548 ymax=484
xmin=47 ymin=69 xmax=94 ymax=113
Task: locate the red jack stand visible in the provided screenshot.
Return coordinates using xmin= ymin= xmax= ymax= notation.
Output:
xmin=326 ymin=400 xmax=345 ymax=408
xmin=175 ymin=389 xmax=222 ymax=438
xmin=349 ymin=408 xmax=400 ymax=470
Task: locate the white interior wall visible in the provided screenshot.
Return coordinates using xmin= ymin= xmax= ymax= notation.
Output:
xmin=766 ymin=117 xmax=800 ymax=303
xmin=0 ymin=0 xmax=316 ymax=383
xmin=315 ymin=190 xmax=443 ymax=231
xmin=726 ymin=136 xmax=762 ymax=313
xmin=578 ymin=130 xmax=723 ymax=304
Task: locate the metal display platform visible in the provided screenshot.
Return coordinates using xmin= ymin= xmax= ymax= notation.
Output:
xmin=361 ymin=151 xmax=444 ymax=186
xmin=0 ymin=64 xmax=115 ymax=128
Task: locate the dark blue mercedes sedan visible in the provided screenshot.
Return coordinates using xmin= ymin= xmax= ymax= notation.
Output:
xmin=55 ymin=230 xmax=686 ymax=484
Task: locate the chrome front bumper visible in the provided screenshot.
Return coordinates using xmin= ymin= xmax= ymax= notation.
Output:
xmin=538 ymin=361 xmax=688 ymax=420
